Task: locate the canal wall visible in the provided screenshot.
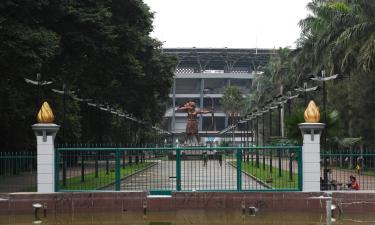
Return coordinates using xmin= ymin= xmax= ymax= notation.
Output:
xmin=1 ymin=191 xmax=375 ymax=214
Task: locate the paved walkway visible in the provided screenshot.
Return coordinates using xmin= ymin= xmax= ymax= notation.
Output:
xmin=120 ymin=159 xmax=268 ymax=191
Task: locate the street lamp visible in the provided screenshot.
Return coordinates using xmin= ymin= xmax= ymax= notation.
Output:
xmin=294 ymin=82 xmax=319 ymax=106
xmin=24 ymin=73 xmax=53 ymax=105
xmin=283 ymin=91 xmax=300 ymax=116
xmin=310 ymin=70 xmax=339 ymax=126
xmin=310 ymin=70 xmax=339 ymax=190
xmin=51 ymin=84 xmax=77 ymax=142
xmin=261 ymin=107 xmax=269 ymax=146
xmin=272 ymin=95 xmax=284 ymax=137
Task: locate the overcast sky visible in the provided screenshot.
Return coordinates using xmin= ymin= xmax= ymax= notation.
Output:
xmin=143 ymin=0 xmax=311 ymax=48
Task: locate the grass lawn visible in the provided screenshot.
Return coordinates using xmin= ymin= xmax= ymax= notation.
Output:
xmin=60 ymin=162 xmax=154 ymax=190
xmin=230 ymin=161 xmax=299 ymax=189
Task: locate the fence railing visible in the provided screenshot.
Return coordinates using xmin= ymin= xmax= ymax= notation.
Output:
xmin=55 ymin=146 xmax=302 ymax=193
xmin=321 ymin=150 xmax=375 ymax=191
xmin=0 ymin=151 xmax=37 ymax=193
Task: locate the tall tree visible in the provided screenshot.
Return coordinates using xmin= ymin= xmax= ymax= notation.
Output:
xmin=221 ymin=86 xmax=245 ymax=125
xmin=0 ymin=0 xmax=176 ymax=149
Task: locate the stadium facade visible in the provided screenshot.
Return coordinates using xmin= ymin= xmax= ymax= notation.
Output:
xmin=163 ymin=48 xmax=274 ymax=144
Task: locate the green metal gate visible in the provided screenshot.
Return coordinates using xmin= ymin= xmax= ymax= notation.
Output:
xmin=55 ymin=145 xmax=302 ymax=193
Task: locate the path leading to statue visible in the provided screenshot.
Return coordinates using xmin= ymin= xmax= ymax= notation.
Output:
xmin=118 ymin=159 xmax=269 ymax=191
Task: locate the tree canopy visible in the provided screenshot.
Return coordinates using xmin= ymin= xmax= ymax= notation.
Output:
xmin=221 ymin=86 xmax=245 ymax=124
xmin=0 ymin=0 xmax=176 ymax=149
xmin=246 ymin=0 xmax=375 ymax=148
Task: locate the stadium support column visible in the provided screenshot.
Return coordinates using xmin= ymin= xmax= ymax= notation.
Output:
xmin=172 ymin=78 xmax=176 ymax=131
xmin=225 ymin=79 xmax=231 ymax=127
xmin=199 ymin=78 xmax=204 ymax=131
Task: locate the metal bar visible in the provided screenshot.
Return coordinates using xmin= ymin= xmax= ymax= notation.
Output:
xmin=298 ymin=146 xmax=303 ymax=191
xmin=289 ymin=150 xmax=293 ymax=181
xmin=61 ymin=146 xmax=301 ymax=150
xmin=81 ymin=153 xmax=85 ymax=182
xmin=236 ymin=148 xmax=242 ymax=191
xmin=176 ymin=148 xmax=181 ymax=191
xmin=115 ymin=149 xmax=121 ymax=191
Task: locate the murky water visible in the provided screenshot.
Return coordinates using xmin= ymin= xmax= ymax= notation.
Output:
xmin=1 ymin=210 xmax=375 ymax=225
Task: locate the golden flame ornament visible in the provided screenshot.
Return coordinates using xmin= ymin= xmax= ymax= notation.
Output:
xmin=37 ymin=101 xmax=55 ymax=123
xmin=304 ymin=100 xmax=320 ymax=123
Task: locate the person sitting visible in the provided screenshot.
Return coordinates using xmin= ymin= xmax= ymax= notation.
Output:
xmin=347 ymin=175 xmax=360 ymax=190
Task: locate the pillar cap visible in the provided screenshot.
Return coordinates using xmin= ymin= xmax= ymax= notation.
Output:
xmin=32 ymin=123 xmax=60 ymax=130
xmin=32 ymin=123 xmax=60 ymax=142
xmin=298 ymin=123 xmax=325 ymax=141
xmin=298 ymin=122 xmax=325 ymax=130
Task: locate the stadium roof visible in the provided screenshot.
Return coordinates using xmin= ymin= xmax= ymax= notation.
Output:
xmin=163 ymin=48 xmax=274 ymax=72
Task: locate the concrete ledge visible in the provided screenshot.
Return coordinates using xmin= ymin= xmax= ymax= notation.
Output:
xmin=1 ymin=191 xmax=375 ymax=214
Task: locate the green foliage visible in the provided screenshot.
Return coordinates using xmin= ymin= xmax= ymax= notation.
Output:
xmin=245 ymin=47 xmax=296 ymax=114
xmin=248 ymin=0 xmax=375 ymax=148
xmin=221 ymin=86 xmax=245 ymax=116
xmin=285 ymin=108 xmax=340 ymax=145
xmin=0 ymin=0 xmax=176 ymax=149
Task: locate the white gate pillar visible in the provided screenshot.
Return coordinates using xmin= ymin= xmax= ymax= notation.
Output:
xmin=32 ymin=102 xmax=59 ymax=193
xmin=298 ymin=101 xmax=325 ymax=192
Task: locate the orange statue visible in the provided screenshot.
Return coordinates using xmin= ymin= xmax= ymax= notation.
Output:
xmin=177 ymin=101 xmax=210 ymax=145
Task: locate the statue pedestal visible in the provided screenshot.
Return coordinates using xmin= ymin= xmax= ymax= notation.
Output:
xmin=32 ymin=123 xmax=60 ymax=193
xmin=298 ymin=123 xmax=325 ymax=192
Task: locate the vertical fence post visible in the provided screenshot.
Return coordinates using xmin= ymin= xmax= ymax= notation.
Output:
xmin=115 ymin=149 xmax=121 ymax=191
xmin=236 ymin=147 xmax=242 ymax=191
xmin=62 ymin=151 xmax=66 ymax=186
xmin=81 ymin=153 xmax=85 ymax=182
xmin=289 ymin=149 xmax=293 ymax=181
xmin=263 ymin=149 xmax=266 ymax=170
xmin=95 ymin=152 xmax=99 ymax=178
xmin=298 ymin=146 xmax=303 ymax=191
xmin=270 ymin=150 xmax=273 ymax=173
xmin=278 ymin=149 xmax=282 ymax=177
xmin=176 ymin=147 xmax=181 ymax=191
xmin=106 ymin=157 xmax=109 ymax=175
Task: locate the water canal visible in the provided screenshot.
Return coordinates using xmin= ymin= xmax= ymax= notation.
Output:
xmin=1 ymin=210 xmax=375 ymax=225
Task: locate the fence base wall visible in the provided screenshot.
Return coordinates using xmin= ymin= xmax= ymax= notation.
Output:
xmin=1 ymin=191 xmax=375 ymax=214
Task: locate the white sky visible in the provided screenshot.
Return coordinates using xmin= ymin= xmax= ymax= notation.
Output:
xmin=143 ymin=0 xmax=311 ymax=48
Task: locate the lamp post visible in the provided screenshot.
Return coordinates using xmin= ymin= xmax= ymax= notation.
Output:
xmin=294 ymin=82 xmax=319 ymax=106
xmin=284 ymin=91 xmax=299 ymax=117
xmin=51 ymin=84 xmax=75 ymax=142
xmin=254 ymin=111 xmax=261 ymax=168
xmin=310 ymin=70 xmax=339 ymax=190
xmin=261 ymin=108 xmax=269 ymax=146
xmin=24 ymin=73 xmax=53 ymax=106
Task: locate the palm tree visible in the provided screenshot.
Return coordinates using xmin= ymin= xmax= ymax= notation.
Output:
xmin=221 ymin=86 xmax=245 ymax=125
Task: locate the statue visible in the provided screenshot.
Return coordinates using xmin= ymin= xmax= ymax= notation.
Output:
xmin=176 ymin=101 xmax=210 ymax=145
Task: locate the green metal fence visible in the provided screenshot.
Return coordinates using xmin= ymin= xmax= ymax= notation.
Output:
xmin=0 ymin=151 xmax=37 ymax=192
xmin=55 ymin=145 xmax=302 ymax=193
xmin=321 ymin=149 xmax=375 ymax=191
